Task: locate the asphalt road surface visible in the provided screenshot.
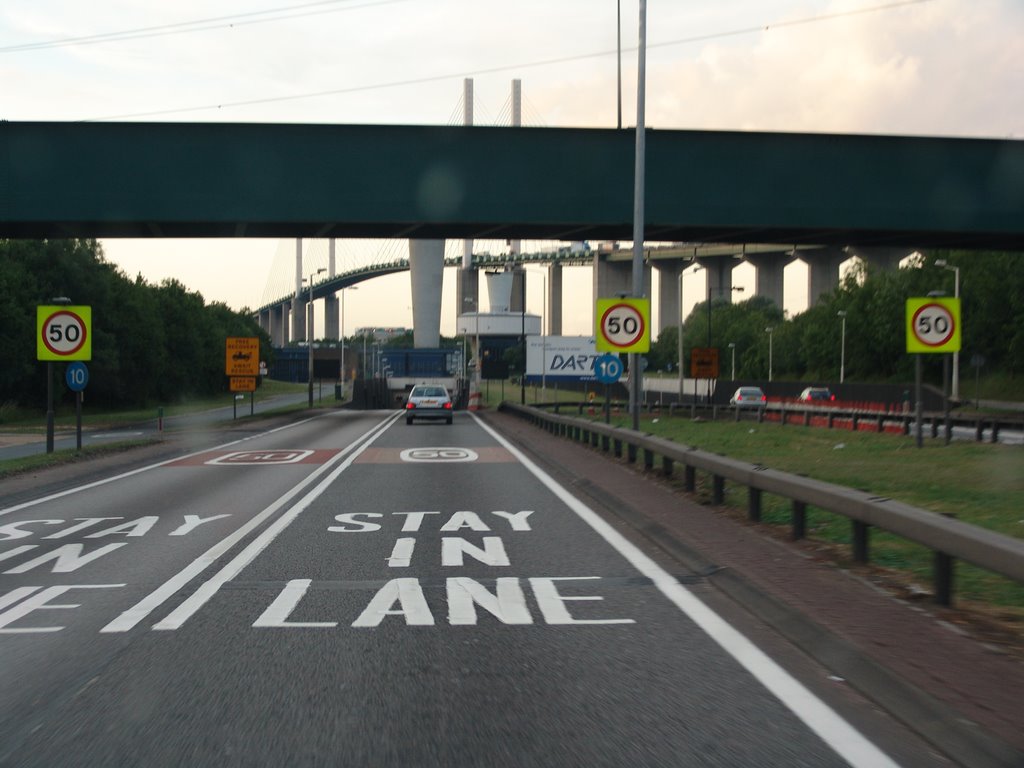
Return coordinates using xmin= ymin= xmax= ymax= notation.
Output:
xmin=0 ymin=409 xmax=937 ymax=767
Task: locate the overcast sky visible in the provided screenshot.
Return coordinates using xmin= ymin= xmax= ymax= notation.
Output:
xmin=4 ymin=0 xmax=1022 ymax=335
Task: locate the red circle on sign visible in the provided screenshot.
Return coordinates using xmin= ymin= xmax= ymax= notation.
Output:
xmin=600 ymin=303 xmax=646 ymax=349
xmin=42 ymin=310 xmax=88 ymax=356
xmin=911 ymin=303 xmax=955 ymax=347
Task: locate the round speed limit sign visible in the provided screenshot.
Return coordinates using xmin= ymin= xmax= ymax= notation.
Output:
xmin=906 ymin=298 xmax=960 ymax=353
xmin=595 ymin=298 xmax=651 ymax=353
xmin=37 ymin=305 xmax=93 ymax=361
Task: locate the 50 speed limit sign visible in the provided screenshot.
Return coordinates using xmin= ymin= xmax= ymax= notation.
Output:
xmin=37 ymin=305 xmax=92 ymax=361
xmin=595 ymin=298 xmax=650 ymax=353
xmin=906 ymin=297 xmax=960 ymax=353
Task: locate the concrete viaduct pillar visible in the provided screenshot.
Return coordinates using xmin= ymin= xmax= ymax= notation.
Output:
xmin=744 ymin=251 xmax=789 ymax=310
xmin=272 ymin=303 xmax=289 ymax=348
xmin=323 ymin=295 xmax=339 ymax=340
xmin=803 ymin=246 xmax=848 ymax=306
xmin=695 ymin=255 xmax=737 ymax=305
xmin=547 ymin=263 xmax=563 ymax=336
xmin=409 ymin=239 xmax=444 ymax=348
xmin=846 ymin=245 xmax=913 ymax=273
xmin=593 ymin=251 xmax=651 ymax=329
xmin=655 ymin=261 xmax=684 ymax=336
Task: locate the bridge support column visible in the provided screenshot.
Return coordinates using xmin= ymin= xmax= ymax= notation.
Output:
xmin=803 ymin=246 xmax=847 ymax=306
xmin=593 ymin=251 xmax=650 ymax=328
xmin=509 ymin=268 xmax=525 ymax=313
xmin=695 ymin=256 xmax=737 ymax=304
xmin=846 ymin=245 xmax=913 ymax=273
xmin=548 ymin=263 xmax=563 ymax=336
xmin=409 ymin=239 xmax=444 ymax=348
xmin=272 ymin=304 xmax=289 ymax=348
xmin=745 ymin=252 xmax=789 ymax=310
xmin=323 ymin=294 xmax=339 ymax=340
xmin=457 ymin=267 xmax=479 ymax=316
xmin=655 ymin=262 xmax=684 ymax=336
xmin=291 ymin=296 xmax=307 ymax=342
xmin=258 ymin=309 xmax=271 ymax=336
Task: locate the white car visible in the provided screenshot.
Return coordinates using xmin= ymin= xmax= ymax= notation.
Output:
xmin=404 ymin=385 xmax=453 ymax=425
xmin=729 ymin=386 xmax=766 ymax=408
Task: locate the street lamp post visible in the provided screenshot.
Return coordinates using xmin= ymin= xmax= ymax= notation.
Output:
xmin=340 ymin=285 xmax=357 ymax=400
xmin=765 ymin=327 xmax=774 ymax=382
xmin=677 ymin=263 xmax=700 ymax=403
xmin=705 ymin=276 xmax=742 ymax=401
xmin=728 ymin=342 xmax=736 ymax=381
xmin=306 ymin=267 xmax=327 ymax=407
xmin=934 ymin=259 xmax=960 ymax=401
xmin=837 ymin=310 xmax=847 ymax=384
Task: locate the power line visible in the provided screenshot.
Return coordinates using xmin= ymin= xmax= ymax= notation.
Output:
xmin=84 ymin=0 xmax=934 ymax=122
xmin=0 ymin=0 xmax=407 ymax=54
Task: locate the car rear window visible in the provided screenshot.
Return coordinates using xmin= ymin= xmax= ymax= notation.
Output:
xmin=414 ymin=387 xmax=446 ymax=397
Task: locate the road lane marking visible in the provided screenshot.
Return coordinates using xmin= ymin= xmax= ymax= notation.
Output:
xmin=99 ymin=413 xmax=399 ymax=633
xmin=147 ymin=412 xmax=401 ymax=631
xmin=470 ymin=412 xmax=900 ymax=768
xmin=354 ymin=446 xmax=513 ymax=463
xmin=0 ymin=415 xmax=323 ymax=518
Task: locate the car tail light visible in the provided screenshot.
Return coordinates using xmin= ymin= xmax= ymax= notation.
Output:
xmin=443 ymin=402 xmax=452 ymax=410
xmin=761 ymin=395 xmax=767 ymax=402
xmin=405 ymin=402 xmax=415 ymax=410
xmin=830 ymin=394 xmax=836 ymax=401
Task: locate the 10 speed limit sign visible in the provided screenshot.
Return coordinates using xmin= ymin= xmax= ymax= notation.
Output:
xmin=595 ymin=298 xmax=651 ymax=353
xmin=37 ymin=305 xmax=93 ymax=361
xmin=906 ymin=297 xmax=960 ymax=353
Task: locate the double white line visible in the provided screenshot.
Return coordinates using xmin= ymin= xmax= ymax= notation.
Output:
xmin=101 ymin=412 xmax=399 ymax=633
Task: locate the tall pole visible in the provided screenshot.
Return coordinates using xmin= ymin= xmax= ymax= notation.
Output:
xmin=307 ymin=280 xmax=314 ymax=408
xmin=952 ymin=266 xmax=960 ymax=401
xmin=616 ymin=0 xmax=622 ymax=130
xmin=677 ymin=271 xmax=684 ymax=403
xmin=629 ymin=0 xmax=647 ymax=431
xmin=766 ymin=327 xmax=774 ymax=382
xmin=935 ymin=259 xmax=961 ymax=401
xmin=838 ymin=310 xmax=847 ymax=384
xmin=307 ymin=267 xmax=326 ymax=407
xmin=729 ymin=343 xmax=736 ymax=380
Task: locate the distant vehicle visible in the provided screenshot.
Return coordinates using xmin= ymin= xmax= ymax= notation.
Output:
xmin=729 ymin=387 xmax=767 ymax=407
xmin=405 ymin=385 xmax=453 ymax=425
xmin=798 ymin=387 xmax=835 ymax=402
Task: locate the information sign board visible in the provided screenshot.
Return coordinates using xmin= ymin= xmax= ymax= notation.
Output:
xmin=595 ymin=298 xmax=650 ymax=353
xmin=226 ymin=337 xmax=260 ymax=376
xmin=906 ymin=298 xmax=961 ymax=353
xmin=37 ymin=305 xmax=92 ymax=361
xmin=690 ymin=347 xmax=719 ymax=378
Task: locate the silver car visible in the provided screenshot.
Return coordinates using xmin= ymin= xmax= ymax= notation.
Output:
xmin=729 ymin=386 xmax=767 ymax=408
xmin=405 ymin=385 xmax=453 ymax=425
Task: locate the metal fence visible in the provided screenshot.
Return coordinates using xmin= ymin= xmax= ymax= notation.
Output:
xmin=499 ymin=401 xmax=1024 ymax=607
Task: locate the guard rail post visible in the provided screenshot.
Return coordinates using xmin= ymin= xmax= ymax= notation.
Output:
xmin=712 ymin=475 xmax=725 ymax=505
xmin=643 ymin=448 xmax=654 ymax=471
xmin=684 ymin=465 xmax=696 ymax=492
xmin=853 ymin=521 xmax=870 ymax=563
xmin=748 ymin=488 xmax=762 ymax=522
xmin=792 ymin=501 xmax=807 ymax=540
xmin=991 ymin=421 xmax=1000 ymax=444
xmin=613 ymin=438 xmax=622 ymax=458
xmin=662 ymin=455 xmax=673 ymax=477
xmin=627 ymin=444 xmax=637 ymax=463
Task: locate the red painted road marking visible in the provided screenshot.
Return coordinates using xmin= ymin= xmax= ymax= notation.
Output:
xmin=167 ymin=449 xmax=340 ymax=467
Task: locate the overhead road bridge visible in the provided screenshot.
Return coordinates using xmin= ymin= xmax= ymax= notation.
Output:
xmin=1 ymin=121 xmax=1021 ymax=246
xmin=3 ymin=122 xmax=1021 ymax=344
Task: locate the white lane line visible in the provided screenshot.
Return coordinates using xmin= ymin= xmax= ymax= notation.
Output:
xmin=148 ymin=412 xmax=400 ymax=631
xmin=472 ymin=412 xmax=900 ymax=768
xmin=100 ymin=413 xmax=399 ymax=633
xmin=0 ymin=415 xmax=322 ymax=518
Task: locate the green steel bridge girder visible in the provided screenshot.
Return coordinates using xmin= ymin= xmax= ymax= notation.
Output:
xmin=3 ymin=122 xmax=1022 ymax=249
